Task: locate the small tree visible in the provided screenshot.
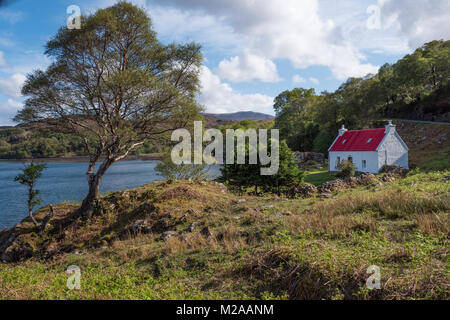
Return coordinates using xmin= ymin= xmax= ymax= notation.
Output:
xmin=155 ymin=153 xmax=211 ymax=181
xmin=14 ymin=162 xmax=47 ymax=226
xmin=336 ymin=160 xmax=356 ymax=179
xmin=221 ymin=140 xmax=303 ymax=195
xmin=269 ymin=141 xmax=304 ymax=195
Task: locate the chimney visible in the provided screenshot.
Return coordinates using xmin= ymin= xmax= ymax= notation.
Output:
xmin=338 ymin=124 xmax=348 ymax=137
xmin=385 ymin=120 xmax=395 ymax=134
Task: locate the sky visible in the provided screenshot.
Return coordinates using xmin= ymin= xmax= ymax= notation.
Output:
xmin=0 ymin=0 xmax=449 ymax=125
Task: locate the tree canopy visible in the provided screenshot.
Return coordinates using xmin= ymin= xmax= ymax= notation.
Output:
xmin=16 ymin=1 xmax=204 ymax=217
xmin=274 ymin=40 xmax=450 ymax=154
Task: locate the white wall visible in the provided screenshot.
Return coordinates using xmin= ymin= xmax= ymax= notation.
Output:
xmin=377 ymin=131 xmax=409 ymax=169
xmin=329 ymin=151 xmax=379 ymax=173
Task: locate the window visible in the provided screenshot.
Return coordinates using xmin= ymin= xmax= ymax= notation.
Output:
xmin=362 ymin=160 xmax=367 ymax=169
xmin=367 ymin=138 xmax=373 ymax=143
xmin=348 ymin=156 xmax=353 ymax=162
xmin=342 ymin=139 xmax=347 ymax=144
xmin=335 ymin=156 xmax=341 ymax=169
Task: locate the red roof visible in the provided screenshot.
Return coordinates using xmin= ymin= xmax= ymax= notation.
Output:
xmin=329 ymin=129 xmax=386 ymax=151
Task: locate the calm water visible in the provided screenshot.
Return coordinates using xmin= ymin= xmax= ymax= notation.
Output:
xmin=0 ymin=160 xmax=220 ymax=228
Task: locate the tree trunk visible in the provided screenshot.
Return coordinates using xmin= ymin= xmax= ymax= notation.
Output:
xmin=73 ymin=158 xmax=114 ymax=218
xmin=29 ymin=208 xmax=38 ymax=226
xmin=40 ymin=204 xmax=54 ymax=233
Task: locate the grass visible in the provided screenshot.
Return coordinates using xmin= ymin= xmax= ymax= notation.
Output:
xmin=304 ymin=169 xmax=336 ymax=186
xmin=1 ymin=169 xmax=449 ymax=300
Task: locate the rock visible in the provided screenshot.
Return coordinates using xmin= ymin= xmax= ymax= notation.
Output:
xmin=186 ymin=222 xmax=196 ymax=233
xmin=319 ymin=193 xmax=332 ymax=199
xmin=233 ymin=199 xmax=247 ymax=204
xmin=294 ymin=152 xmax=325 ymax=163
xmin=287 ymin=183 xmax=317 ymax=198
xmin=275 ymin=212 xmax=291 ymax=217
xmin=1 ymin=241 xmax=33 ymax=262
xmin=318 ymin=179 xmax=347 ymax=193
xmin=131 ymin=220 xmax=152 ymax=235
xmin=187 ymin=209 xmax=198 ymax=215
xmin=380 ymin=165 xmax=408 ymax=176
xmin=357 ymin=173 xmax=378 ymax=186
xmin=261 ymin=205 xmax=274 ymax=209
xmin=161 ymin=231 xmax=177 ymax=241
xmin=381 ymin=173 xmax=396 ymax=182
xmin=200 ymin=227 xmax=212 ymax=238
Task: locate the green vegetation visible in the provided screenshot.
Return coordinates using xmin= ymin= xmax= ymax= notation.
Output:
xmin=273 ymin=40 xmax=450 ymax=154
xmin=336 ymin=160 xmax=357 ymax=179
xmin=155 ymin=153 xmax=212 ymax=181
xmin=0 ymin=169 xmax=448 ymax=299
xmin=14 ymin=162 xmax=47 ymax=226
xmin=15 ymin=2 xmax=203 ymax=217
xmin=220 ymin=140 xmax=303 ymax=195
xmin=304 ymin=169 xmax=335 ymax=186
xmin=0 ymin=127 xmax=160 ymax=159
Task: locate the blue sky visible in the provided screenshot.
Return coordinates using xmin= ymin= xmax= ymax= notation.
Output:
xmin=0 ymin=0 xmax=449 ymax=125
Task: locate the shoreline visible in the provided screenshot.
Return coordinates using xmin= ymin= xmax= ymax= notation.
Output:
xmin=0 ymin=153 xmax=164 ymax=163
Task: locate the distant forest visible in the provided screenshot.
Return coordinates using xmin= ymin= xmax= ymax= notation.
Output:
xmin=2 ymin=40 xmax=449 ymax=159
xmin=273 ymin=40 xmax=450 ymax=153
xmin=0 ymin=126 xmax=159 ymax=159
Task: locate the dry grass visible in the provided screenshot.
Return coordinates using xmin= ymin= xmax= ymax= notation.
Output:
xmin=1 ymin=172 xmax=449 ymax=300
xmin=414 ymin=212 xmax=450 ymax=236
xmin=310 ymin=190 xmax=449 ymax=219
xmin=158 ymin=185 xmax=204 ymax=201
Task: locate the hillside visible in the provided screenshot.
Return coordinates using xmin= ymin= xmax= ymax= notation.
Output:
xmin=395 ymin=121 xmax=450 ymax=170
xmin=204 ymin=111 xmax=275 ymax=122
xmin=0 ymin=168 xmax=449 ymax=299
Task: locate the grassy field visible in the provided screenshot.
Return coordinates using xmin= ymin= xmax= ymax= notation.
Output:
xmin=303 ymin=169 xmax=335 ymax=186
xmin=1 ymin=169 xmax=448 ymax=300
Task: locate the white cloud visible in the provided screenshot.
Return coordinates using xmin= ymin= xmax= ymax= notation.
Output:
xmin=0 ymin=9 xmax=23 ymax=24
xmin=0 ymin=98 xmax=23 ymax=125
xmin=0 ymin=98 xmax=23 ymax=113
xmin=216 ymin=51 xmax=281 ymax=83
xmin=148 ymin=0 xmax=379 ymax=80
xmin=198 ymin=66 xmax=274 ymax=114
xmin=0 ymin=73 xmax=26 ymax=98
xmin=379 ymin=0 xmax=450 ymax=49
xmin=309 ymin=77 xmax=320 ymax=85
xmin=292 ymin=75 xmax=306 ymax=84
xmin=0 ymin=51 xmax=5 ymax=66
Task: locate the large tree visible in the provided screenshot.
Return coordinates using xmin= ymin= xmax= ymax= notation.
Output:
xmin=16 ymin=2 xmax=203 ymax=217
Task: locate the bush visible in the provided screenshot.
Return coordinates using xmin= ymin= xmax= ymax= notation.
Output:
xmin=336 ymin=160 xmax=356 ymax=179
xmin=155 ymin=153 xmax=212 ymax=181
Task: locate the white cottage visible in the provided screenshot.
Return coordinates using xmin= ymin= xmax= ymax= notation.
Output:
xmin=328 ymin=121 xmax=409 ymax=174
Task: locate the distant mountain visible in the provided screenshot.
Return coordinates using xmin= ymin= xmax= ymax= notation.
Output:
xmin=204 ymin=111 xmax=275 ymax=122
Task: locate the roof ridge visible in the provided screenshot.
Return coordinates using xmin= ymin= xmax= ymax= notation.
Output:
xmin=347 ymin=128 xmax=385 ymax=132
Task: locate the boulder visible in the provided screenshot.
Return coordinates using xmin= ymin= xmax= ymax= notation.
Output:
xmin=380 ymin=165 xmax=408 ymax=176
xmin=161 ymin=231 xmax=177 ymax=241
xmin=130 ymin=220 xmax=152 ymax=235
xmin=287 ymin=183 xmax=318 ymax=198
xmin=357 ymin=173 xmax=378 ymax=186
xmin=186 ymin=222 xmax=196 ymax=233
